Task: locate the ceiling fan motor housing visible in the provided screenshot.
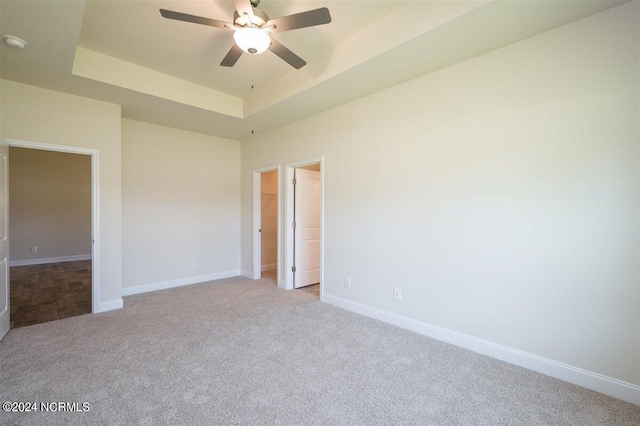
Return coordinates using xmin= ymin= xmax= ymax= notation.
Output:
xmin=233 ymin=8 xmax=269 ymax=27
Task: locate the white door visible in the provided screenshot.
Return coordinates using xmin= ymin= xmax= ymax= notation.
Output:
xmin=0 ymin=142 xmax=9 ymax=340
xmin=293 ymin=168 xmax=320 ymax=288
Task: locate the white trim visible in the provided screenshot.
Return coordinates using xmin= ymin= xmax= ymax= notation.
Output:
xmin=241 ymin=269 xmax=253 ymax=278
xmin=284 ymin=158 xmax=324 ymax=299
xmin=284 ymin=167 xmax=294 ymax=290
xmin=96 ymin=298 xmax=123 ymax=313
xmin=261 ymin=263 xmax=277 ymax=272
xmin=252 ymin=171 xmax=261 ymax=279
xmin=9 ymin=254 xmax=91 ymax=267
xmin=323 ymin=293 xmax=640 ymax=405
xmin=2 ymin=138 xmax=101 ymax=314
xmin=91 ymin=147 xmax=101 ymax=316
xmin=122 ymin=270 xmax=241 ymax=296
xmin=4 ymin=139 xmax=97 ymax=156
xmin=276 ymin=167 xmax=283 ymax=289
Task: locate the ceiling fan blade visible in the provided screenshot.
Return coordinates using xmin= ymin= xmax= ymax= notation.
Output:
xmin=220 ymin=44 xmax=244 ymax=67
xmin=160 ymin=9 xmax=232 ymax=30
xmin=234 ymin=0 xmax=255 ymax=20
xmin=268 ymin=38 xmax=306 ymax=69
xmin=266 ymin=7 xmax=331 ymax=33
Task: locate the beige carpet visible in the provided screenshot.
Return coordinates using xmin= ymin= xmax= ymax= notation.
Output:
xmin=1 ymin=274 xmax=638 ymax=425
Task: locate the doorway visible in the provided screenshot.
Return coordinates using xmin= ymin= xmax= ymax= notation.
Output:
xmin=252 ymin=166 xmax=280 ymax=286
xmin=0 ymin=138 xmax=100 ymax=340
xmin=285 ymin=159 xmax=323 ymax=300
xmin=9 ymin=147 xmax=93 ymax=328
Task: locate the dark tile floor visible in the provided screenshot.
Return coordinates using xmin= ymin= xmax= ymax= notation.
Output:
xmin=10 ymin=260 xmax=92 ymax=329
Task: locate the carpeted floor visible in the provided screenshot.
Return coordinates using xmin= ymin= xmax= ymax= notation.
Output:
xmin=1 ymin=273 xmax=638 ymax=425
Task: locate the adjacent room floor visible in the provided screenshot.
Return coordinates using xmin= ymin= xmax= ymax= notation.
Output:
xmin=9 ymin=260 xmax=92 ymax=329
xmin=262 ymin=269 xmax=320 ymax=298
xmin=297 ymin=283 xmax=319 ymax=298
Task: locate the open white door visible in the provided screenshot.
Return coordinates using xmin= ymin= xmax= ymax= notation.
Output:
xmin=0 ymin=142 xmax=9 ymax=340
xmin=293 ymin=168 xmax=320 ymax=288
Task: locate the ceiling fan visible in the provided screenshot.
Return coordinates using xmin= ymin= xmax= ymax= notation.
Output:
xmin=159 ymin=0 xmax=331 ymax=69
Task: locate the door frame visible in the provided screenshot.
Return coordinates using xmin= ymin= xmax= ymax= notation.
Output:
xmin=252 ymin=165 xmax=281 ymax=284
xmin=284 ymin=157 xmax=324 ymax=300
xmin=2 ymin=138 xmax=101 ymax=313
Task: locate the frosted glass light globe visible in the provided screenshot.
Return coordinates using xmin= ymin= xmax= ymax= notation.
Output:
xmin=233 ymin=27 xmax=270 ymax=55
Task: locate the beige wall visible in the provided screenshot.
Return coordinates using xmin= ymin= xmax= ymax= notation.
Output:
xmin=121 ymin=119 xmax=240 ymax=289
xmin=9 ymin=147 xmax=91 ymax=262
xmin=0 ymin=79 xmax=122 ymax=308
xmin=260 ymin=170 xmax=277 ymax=269
xmin=241 ymin=2 xmax=640 ymax=386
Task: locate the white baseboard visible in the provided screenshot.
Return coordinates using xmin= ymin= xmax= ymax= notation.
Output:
xmin=323 ymin=294 xmax=640 ymax=406
xmin=96 ymin=298 xmax=123 ymax=313
xmin=261 ymin=263 xmax=277 ymax=272
xmin=10 ymin=254 xmax=92 ymax=267
xmin=121 ymin=270 xmax=241 ymax=297
xmin=278 ymin=280 xmax=286 ymax=290
xmin=241 ymin=269 xmax=253 ymax=278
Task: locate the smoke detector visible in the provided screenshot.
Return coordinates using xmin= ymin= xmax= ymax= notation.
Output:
xmin=3 ymin=35 xmax=27 ymax=49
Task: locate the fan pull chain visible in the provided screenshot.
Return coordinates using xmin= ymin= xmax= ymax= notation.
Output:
xmin=251 ymin=84 xmax=254 ymax=135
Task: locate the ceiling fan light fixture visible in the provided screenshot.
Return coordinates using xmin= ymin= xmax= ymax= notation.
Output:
xmin=160 ymin=1 xmax=332 ymax=68
xmin=233 ymin=27 xmax=270 ymax=55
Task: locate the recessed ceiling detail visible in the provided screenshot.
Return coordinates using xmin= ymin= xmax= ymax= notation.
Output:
xmin=72 ymin=46 xmax=244 ymax=118
xmin=0 ymin=0 xmax=628 ymax=140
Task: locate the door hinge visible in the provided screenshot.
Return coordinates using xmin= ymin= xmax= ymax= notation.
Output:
xmin=292 ymin=222 xmax=296 ymax=229
xmin=259 ymin=228 xmax=262 ymax=233
xmin=292 ymin=178 xmax=297 ymax=185
xmin=292 ymin=266 xmax=297 ymax=272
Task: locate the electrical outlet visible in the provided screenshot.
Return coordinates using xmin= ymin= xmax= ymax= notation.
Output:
xmin=190 ymin=260 xmax=197 ymax=268
xmin=344 ymin=277 xmax=351 ymax=288
xmin=31 ymin=246 xmax=38 ymax=253
xmin=394 ymin=288 xmax=402 ymax=300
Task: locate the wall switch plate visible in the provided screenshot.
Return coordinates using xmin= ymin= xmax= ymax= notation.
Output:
xmin=344 ymin=277 xmax=351 ymax=288
xmin=190 ymin=260 xmax=197 ymax=268
xmin=31 ymin=246 xmax=38 ymax=253
xmin=394 ymin=288 xmax=402 ymax=300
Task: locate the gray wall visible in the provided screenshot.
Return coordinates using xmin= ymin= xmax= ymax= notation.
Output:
xmin=241 ymin=3 xmax=640 ymax=386
xmin=9 ymin=147 xmax=91 ymax=263
xmin=121 ymin=119 xmax=240 ymax=289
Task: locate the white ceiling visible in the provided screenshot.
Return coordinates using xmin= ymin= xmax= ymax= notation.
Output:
xmin=79 ymin=1 xmax=410 ymax=97
xmin=0 ymin=0 xmax=629 ymax=140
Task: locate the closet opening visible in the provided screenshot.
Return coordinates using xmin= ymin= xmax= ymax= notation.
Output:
xmin=252 ymin=166 xmax=281 ymax=288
